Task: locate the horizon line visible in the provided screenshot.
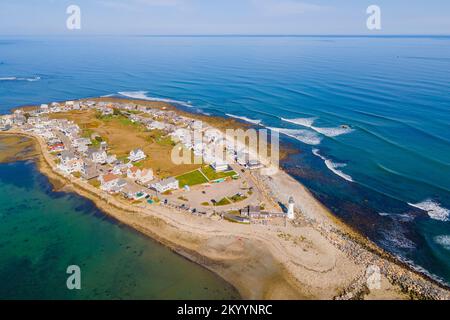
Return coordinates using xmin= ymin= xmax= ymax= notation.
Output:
xmin=1 ymin=34 xmax=450 ymax=38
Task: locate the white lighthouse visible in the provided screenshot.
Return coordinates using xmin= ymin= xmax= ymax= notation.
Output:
xmin=287 ymin=196 xmax=295 ymax=220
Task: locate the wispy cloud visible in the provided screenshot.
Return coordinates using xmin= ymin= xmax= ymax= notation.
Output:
xmin=252 ymin=0 xmax=327 ymax=16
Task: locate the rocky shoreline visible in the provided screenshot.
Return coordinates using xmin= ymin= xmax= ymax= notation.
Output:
xmin=1 ymin=107 xmax=449 ymax=299
xmin=259 ymin=171 xmax=450 ymax=300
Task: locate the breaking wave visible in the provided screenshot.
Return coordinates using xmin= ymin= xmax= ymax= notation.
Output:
xmin=408 ymin=200 xmax=450 ymax=221
xmin=280 ymin=117 xmax=316 ymax=127
xmin=434 ymin=235 xmax=450 ymax=250
xmin=226 ymin=114 xmax=262 ymax=125
xmin=380 ymin=229 xmax=416 ymax=250
xmin=280 ymin=117 xmax=353 ymax=137
xmin=311 ymin=126 xmax=354 ymax=137
xmin=267 ymin=127 xmax=322 ymax=145
xmin=312 ymin=148 xmax=354 ymax=182
xmin=0 ymin=76 xmax=40 ymax=82
xmin=117 ymin=91 xmax=193 ymax=108
xmin=378 ymin=212 xmax=415 ymax=222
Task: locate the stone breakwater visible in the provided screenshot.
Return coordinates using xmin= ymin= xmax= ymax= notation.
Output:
xmin=258 ymin=172 xmax=450 ymax=300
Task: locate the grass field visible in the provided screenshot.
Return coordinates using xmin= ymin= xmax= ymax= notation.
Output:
xmin=215 ymin=197 xmax=231 ymax=206
xmin=201 ymin=165 xmax=237 ymax=181
xmin=230 ymin=194 xmax=248 ymax=203
xmin=176 ymin=169 xmax=209 ymax=187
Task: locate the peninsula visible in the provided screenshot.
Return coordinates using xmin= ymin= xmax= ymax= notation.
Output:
xmin=1 ymin=97 xmax=449 ymax=300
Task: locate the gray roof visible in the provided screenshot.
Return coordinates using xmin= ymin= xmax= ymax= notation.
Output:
xmin=158 ymin=177 xmax=177 ymax=186
xmin=60 ymin=150 xmax=76 ymax=159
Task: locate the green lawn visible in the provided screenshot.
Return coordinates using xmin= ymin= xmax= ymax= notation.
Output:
xmin=201 ymin=166 xmax=237 ymax=181
xmin=176 ymin=169 xmax=209 ymax=187
xmin=230 ymin=194 xmax=248 ymax=203
xmin=215 ymin=197 xmax=231 ymax=206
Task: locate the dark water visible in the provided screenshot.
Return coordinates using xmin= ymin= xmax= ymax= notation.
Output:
xmin=0 ymin=161 xmax=239 ymax=299
xmin=0 ymin=35 xmax=449 ymax=285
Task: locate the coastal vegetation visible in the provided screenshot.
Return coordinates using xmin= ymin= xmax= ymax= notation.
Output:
xmin=215 ymin=197 xmax=231 ymax=206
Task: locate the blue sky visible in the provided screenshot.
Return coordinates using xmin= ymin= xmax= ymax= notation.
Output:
xmin=1 ymin=0 xmax=449 ymax=35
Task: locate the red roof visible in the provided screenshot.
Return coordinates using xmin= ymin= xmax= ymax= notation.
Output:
xmin=102 ymin=173 xmax=119 ymax=183
xmin=130 ymin=166 xmax=139 ymax=173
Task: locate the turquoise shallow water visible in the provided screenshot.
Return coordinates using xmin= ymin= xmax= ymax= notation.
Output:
xmin=0 ymin=161 xmax=239 ymax=299
xmin=0 ymin=35 xmax=449 ymax=285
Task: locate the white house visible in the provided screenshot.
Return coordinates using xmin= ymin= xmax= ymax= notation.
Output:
xmin=112 ymin=162 xmax=132 ymax=175
xmin=236 ymin=151 xmax=249 ymax=166
xmin=211 ymin=161 xmax=229 ymax=173
xmin=58 ymin=158 xmax=84 ymax=175
xmin=106 ymin=154 xmax=117 ymax=164
xmin=40 ymin=104 xmax=49 ymax=114
xmin=148 ymin=121 xmax=167 ymax=131
xmin=193 ymin=142 xmax=204 ymax=157
xmin=151 ymin=177 xmax=179 ymax=193
xmin=247 ymin=159 xmax=264 ymax=170
xmin=73 ymin=137 xmax=91 ymax=148
xmin=128 ymin=148 xmax=146 ymax=162
xmin=99 ymin=173 xmax=121 ymax=192
xmin=127 ymin=166 xmax=154 ymax=184
xmin=101 ymin=108 xmax=114 ymax=116
xmin=76 ymin=144 xmax=89 ymax=154
xmin=59 ymin=151 xmax=77 ymax=163
xmin=58 ymin=151 xmax=83 ymax=174
xmin=89 ymin=149 xmax=108 ymax=164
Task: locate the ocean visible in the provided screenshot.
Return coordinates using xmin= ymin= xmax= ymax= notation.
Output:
xmin=0 ymin=35 xmax=449 ymax=287
xmin=0 ymin=161 xmax=239 ymax=299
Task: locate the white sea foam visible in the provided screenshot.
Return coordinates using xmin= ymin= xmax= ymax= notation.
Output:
xmin=280 ymin=117 xmax=354 ymax=137
xmin=408 ymin=200 xmax=450 ymax=221
xmin=226 ymin=114 xmax=262 ymax=125
xmin=310 ymin=126 xmax=354 ymax=137
xmin=0 ymin=76 xmax=40 ymax=82
xmin=267 ymin=127 xmax=322 ymax=145
xmin=434 ymin=235 xmax=450 ymax=250
xmin=280 ymin=117 xmax=316 ymax=127
xmin=312 ymin=148 xmax=354 ymax=182
xmin=378 ymin=212 xmax=415 ymax=222
xmin=118 ymin=91 xmax=193 ymax=108
xmin=380 ymin=230 xmax=416 ymax=250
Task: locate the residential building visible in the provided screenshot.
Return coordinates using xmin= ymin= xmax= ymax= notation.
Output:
xmin=127 ymin=166 xmax=154 ymax=184
xmin=88 ymin=148 xmax=108 ymax=164
xmin=247 ymin=159 xmax=264 ymax=170
xmin=121 ymin=184 xmax=147 ymax=200
xmin=99 ymin=173 xmax=121 ymax=192
xmin=128 ymin=148 xmax=146 ymax=162
xmin=211 ymin=161 xmax=229 ymax=173
xmin=151 ymin=177 xmax=179 ymax=193
xmin=81 ymin=161 xmax=99 ymax=180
